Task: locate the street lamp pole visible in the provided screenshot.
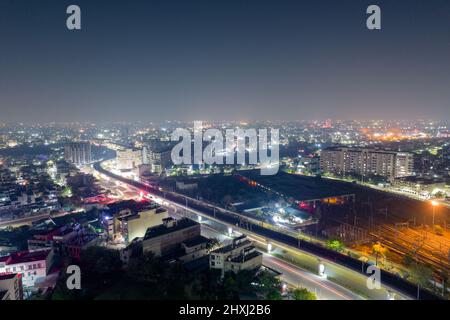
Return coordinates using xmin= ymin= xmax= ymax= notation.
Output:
xmin=432 ymin=205 xmax=435 ymax=227
xmin=431 ymin=200 xmax=439 ymax=228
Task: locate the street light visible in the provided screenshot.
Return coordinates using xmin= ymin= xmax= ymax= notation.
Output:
xmin=431 ymin=200 xmax=439 ymax=227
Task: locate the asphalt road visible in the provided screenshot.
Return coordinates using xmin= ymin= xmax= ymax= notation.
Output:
xmin=93 ymin=160 xmax=441 ymax=300
xmin=198 ymin=221 xmax=363 ymax=300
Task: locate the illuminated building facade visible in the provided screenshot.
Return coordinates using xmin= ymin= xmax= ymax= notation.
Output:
xmin=64 ymin=142 xmax=92 ymax=166
xmin=210 ymin=235 xmax=262 ymax=274
xmin=320 ymin=147 xmax=414 ymax=180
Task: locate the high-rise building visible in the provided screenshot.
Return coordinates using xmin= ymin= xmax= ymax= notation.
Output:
xmin=116 ymin=147 xmax=143 ymax=171
xmin=149 ymin=149 xmax=172 ymax=174
xmin=320 ymin=147 xmax=414 ymax=180
xmin=64 ymin=142 xmax=92 ymax=166
xmin=394 ymin=152 xmax=415 ymax=178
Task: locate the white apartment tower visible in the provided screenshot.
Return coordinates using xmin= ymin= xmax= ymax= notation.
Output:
xmin=64 ymin=142 xmax=92 ymax=166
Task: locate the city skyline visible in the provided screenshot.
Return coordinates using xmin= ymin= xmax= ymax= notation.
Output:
xmin=0 ymin=0 xmax=449 ymax=123
xmin=2 ymin=0 xmax=450 ymax=306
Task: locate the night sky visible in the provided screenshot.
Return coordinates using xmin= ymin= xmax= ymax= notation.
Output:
xmin=0 ymin=0 xmax=449 ymax=123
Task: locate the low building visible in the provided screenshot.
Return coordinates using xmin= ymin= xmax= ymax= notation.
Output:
xmin=391 ymin=177 xmax=447 ymax=198
xmin=118 ymin=206 xmax=169 ymax=243
xmin=121 ymin=219 xmax=209 ymax=267
xmin=210 ymin=235 xmax=262 ymax=274
xmin=103 ymin=200 xmax=169 ymax=243
xmin=0 ymin=274 xmax=23 ymax=300
xmin=27 ymin=224 xmax=100 ymax=260
xmin=142 ymin=218 xmax=207 ymax=260
xmin=27 ymin=225 xmax=77 ymax=253
xmin=178 ymin=235 xmax=210 ymax=263
xmin=0 ymin=249 xmax=53 ymax=288
xmin=63 ymin=232 xmax=101 ymax=260
xmin=120 ymin=238 xmax=143 ymax=268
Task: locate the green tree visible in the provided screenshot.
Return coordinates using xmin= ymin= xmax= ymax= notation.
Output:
xmin=61 ymin=186 xmax=72 ymax=198
xmin=127 ymin=252 xmax=164 ymax=283
xmin=256 ymin=270 xmax=282 ymax=300
xmin=410 ymin=263 xmax=433 ymax=289
xmin=80 ymin=246 xmax=122 ymax=275
xmin=292 ymin=287 xmax=317 ymax=300
xmin=326 ymin=239 xmax=344 ymax=252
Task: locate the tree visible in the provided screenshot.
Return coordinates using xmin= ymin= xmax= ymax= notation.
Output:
xmin=127 ymin=252 xmax=164 ymax=283
xmin=372 ymin=242 xmax=388 ymax=266
xmin=80 ymin=247 xmax=122 ymax=275
xmin=61 ymin=186 xmax=72 ymax=198
xmin=410 ymin=263 xmax=433 ymax=289
xmin=256 ymin=270 xmax=282 ymax=300
xmin=434 ymin=225 xmax=444 ymax=236
xmin=326 ymin=239 xmax=344 ymax=252
xmin=206 ymin=237 xmax=221 ymax=251
xmin=403 ymin=253 xmax=415 ymax=267
xmin=292 ymin=287 xmax=317 ymax=300
xmin=223 ymin=274 xmax=239 ymax=298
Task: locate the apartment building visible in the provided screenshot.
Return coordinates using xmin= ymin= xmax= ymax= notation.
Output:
xmin=320 ymin=147 xmax=414 ymax=180
xmin=210 ymin=235 xmax=262 ymax=274
xmin=0 ymin=249 xmax=53 ymax=288
xmin=103 ymin=200 xmax=168 ymax=243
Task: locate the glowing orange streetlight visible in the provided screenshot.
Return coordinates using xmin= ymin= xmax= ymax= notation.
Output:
xmin=430 ymin=200 xmax=439 ymax=227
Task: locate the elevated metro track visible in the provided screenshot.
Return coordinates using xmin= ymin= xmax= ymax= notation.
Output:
xmin=93 ymin=161 xmax=441 ymax=300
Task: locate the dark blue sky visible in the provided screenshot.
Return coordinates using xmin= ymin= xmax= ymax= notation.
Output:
xmin=0 ymin=0 xmax=449 ymax=123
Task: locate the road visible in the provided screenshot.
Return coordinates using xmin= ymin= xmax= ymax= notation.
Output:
xmin=262 ymin=254 xmax=362 ymax=300
xmin=198 ymin=219 xmax=363 ymax=300
xmin=93 ymin=160 xmax=440 ymax=299
xmin=199 ymin=217 xmax=407 ymax=300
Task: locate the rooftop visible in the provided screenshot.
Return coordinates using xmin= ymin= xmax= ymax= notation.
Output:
xmin=106 ymin=199 xmax=159 ymax=215
xmin=182 ymin=235 xmax=210 ymax=248
xmin=143 ymin=218 xmax=198 ymax=240
xmin=212 ymin=235 xmax=252 ymax=254
xmin=0 ymin=273 xmax=18 ymax=280
xmin=0 ymin=249 xmax=52 ymax=265
xmin=230 ymin=249 xmax=261 ymax=263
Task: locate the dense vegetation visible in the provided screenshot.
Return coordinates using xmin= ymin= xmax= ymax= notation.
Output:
xmin=51 ymin=247 xmax=283 ymax=300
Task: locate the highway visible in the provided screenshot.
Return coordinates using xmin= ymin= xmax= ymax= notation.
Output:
xmin=262 ymin=253 xmax=362 ymax=300
xmin=93 ymin=160 xmax=440 ymax=300
xmin=198 ymin=220 xmax=363 ymax=300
